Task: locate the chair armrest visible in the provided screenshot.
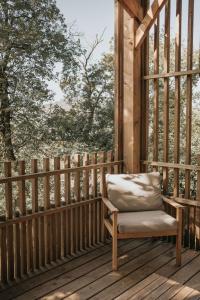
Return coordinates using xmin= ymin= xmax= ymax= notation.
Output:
xmin=102 ymin=197 xmax=119 ymax=213
xmin=162 ymin=196 xmax=185 ymax=210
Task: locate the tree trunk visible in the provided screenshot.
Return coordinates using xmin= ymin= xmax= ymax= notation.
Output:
xmin=0 ymin=74 xmax=16 ymax=161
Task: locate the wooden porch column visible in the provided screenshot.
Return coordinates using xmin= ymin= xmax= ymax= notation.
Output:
xmin=123 ymin=8 xmax=142 ymax=173
xmin=114 ymin=0 xmax=124 ymax=164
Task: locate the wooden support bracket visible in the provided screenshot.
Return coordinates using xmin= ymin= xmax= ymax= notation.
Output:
xmin=135 ymin=0 xmax=168 ymax=49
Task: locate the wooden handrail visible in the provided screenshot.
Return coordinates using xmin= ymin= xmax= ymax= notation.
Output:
xmin=0 ymin=160 xmax=123 ymax=184
xmin=142 ymin=160 xmax=200 ymax=171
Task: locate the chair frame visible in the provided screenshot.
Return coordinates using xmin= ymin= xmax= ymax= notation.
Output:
xmin=102 ymin=195 xmax=184 ymax=271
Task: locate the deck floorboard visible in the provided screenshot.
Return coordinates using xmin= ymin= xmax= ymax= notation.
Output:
xmin=1 ymin=240 xmax=200 ymax=300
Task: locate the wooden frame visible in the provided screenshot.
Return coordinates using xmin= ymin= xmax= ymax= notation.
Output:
xmin=102 ymin=195 xmax=184 ymax=271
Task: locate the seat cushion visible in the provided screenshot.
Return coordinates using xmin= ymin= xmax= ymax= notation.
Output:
xmin=111 ymin=210 xmax=177 ymax=233
xmin=106 ymin=173 xmax=163 ymax=212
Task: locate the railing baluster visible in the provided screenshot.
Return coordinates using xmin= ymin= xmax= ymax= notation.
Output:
xmin=43 ymin=158 xmax=51 ymax=264
xmin=31 ymin=159 xmax=39 ymax=270
xmin=0 ymin=217 xmax=7 ymax=284
xmin=74 ymin=154 xmax=81 ymax=251
xmin=54 ymin=157 xmax=61 ymax=260
xmin=92 ymin=153 xmax=98 ymax=245
xmin=83 ymin=153 xmax=90 ymax=248
xmin=64 ymin=155 xmax=71 ymax=256
xmin=100 ymin=151 xmax=106 ymax=243
xmin=4 ymin=161 xmax=14 ymax=281
xmin=14 ymin=211 xmax=21 ymax=279
xmin=19 ymin=160 xmax=27 ymax=275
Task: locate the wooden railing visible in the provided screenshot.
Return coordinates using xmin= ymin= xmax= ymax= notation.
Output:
xmin=142 ymin=156 xmax=200 ymax=250
xmin=0 ymin=151 xmax=123 ymax=286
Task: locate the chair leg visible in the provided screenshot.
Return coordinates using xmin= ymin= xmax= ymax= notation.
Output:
xmin=112 ymin=211 xmax=118 ymax=271
xmin=176 ymin=208 xmax=182 ymax=267
xmin=112 ymin=234 xmax=118 ymax=271
xmin=176 ymin=232 xmax=181 ymax=266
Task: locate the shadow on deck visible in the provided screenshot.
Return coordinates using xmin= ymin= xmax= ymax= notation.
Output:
xmin=1 ymin=239 xmax=200 ymax=300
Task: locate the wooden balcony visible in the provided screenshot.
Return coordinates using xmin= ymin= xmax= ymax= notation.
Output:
xmin=1 ymin=0 xmax=200 ymax=298
xmin=1 ymin=239 xmax=200 ymax=300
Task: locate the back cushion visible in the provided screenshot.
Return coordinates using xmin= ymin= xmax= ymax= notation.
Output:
xmin=106 ymin=172 xmax=163 ymax=212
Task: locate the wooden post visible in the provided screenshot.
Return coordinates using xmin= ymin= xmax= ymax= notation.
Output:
xmin=123 ymin=7 xmax=142 ymax=173
xmin=115 ymin=0 xmax=124 ymax=165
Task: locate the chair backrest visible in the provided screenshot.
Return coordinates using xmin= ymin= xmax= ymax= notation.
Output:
xmin=106 ymin=172 xmax=163 ymax=212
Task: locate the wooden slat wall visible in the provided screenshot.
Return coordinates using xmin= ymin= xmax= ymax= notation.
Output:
xmin=0 ymin=152 xmax=122 ymax=286
xmin=141 ymin=0 xmax=199 ymax=249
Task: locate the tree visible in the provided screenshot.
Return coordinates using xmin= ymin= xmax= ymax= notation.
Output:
xmin=0 ymin=0 xmax=81 ymax=160
xmin=61 ymin=37 xmax=114 ymax=152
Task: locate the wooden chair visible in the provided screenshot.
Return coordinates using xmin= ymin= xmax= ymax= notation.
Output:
xmin=102 ymin=173 xmax=184 ymax=271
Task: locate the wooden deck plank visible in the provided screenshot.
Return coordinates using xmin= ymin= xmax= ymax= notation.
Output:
xmin=0 ymin=241 xmax=123 ymax=300
xmin=145 ymin=253 xmax=200 ymax=299
xmin=63 ymin=242 xmax=173 ymax=300
xmin=171 ymin=285 xmax=200 ymax=300
xmin=0 ymin=240 xmax=199 ymax=300
xmin=14 ymin=240 xmax=142 ymax=300
xmin=36 ymin=242 xmax=152 ymax=299
xmin=116 ymin=249 xmax=197 ymax=300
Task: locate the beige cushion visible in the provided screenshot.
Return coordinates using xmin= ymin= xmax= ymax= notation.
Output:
xmin=106 ymin=173 xmax=163 ymax=212
xmin=111 ymin=211 xmax=177 ymax=233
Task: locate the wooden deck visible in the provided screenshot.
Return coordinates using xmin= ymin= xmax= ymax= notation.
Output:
xmin=1 ymin=239 xmax=200 ymax=300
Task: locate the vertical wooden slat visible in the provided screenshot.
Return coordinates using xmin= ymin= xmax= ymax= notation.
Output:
xmin=185 ymin=0 xmax=194 ymax=199
xmin=196 ymin=155 xmax=200 ymax=249
xmin=107 ymin=150 xmax=114 ymax=175
xmin=43 ymin=158 xmax=51 ymax=264
xmin=31 ymin=159 xmax=39 ymax=270
xmin=74 ymin=154 xmax=81 ymax=252
xmin=19 ymin=161 xmax=27 ymax=275
xmin=27 ymin=208 xmax=33 ymax=273
xmin=4 ymin=162 xmax=14 ymax=281
xmin=174 ymin=0 xmax=182 ymax=197
xmin=83 ymin=153 xmax=90 ymax=248
xmin=39 ymin=209 xmax=45 ymax=267
xmin=153 ymin=16 xmax=159 ymax=165
xmin=92 ymin=153 xmax=98 ymax=245
xmin=54 ymin=157 xmax=61 ymax=260
xmin=0 ymin=222 xmax=7 ymax=284
xmin=100 ymin=151 xmax=106 ymax=243
xmin=185 ymin=0 xmax=194 ymax=248
xmin=163 ymin=0 xmax=170 ymax=193
xmin=64 ymin=155 xmax=71 ymax=256
xmin=14 ymin=212 xmax=21 ymax=279
xmin=141 ymin=0 xmax=148 ymax=173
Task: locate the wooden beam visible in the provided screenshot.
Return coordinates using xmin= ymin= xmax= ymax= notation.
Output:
xmin=119 ymin=0 xmax=143 ymax=22
xmin=135 ymin=0 xmax=168 ymax=49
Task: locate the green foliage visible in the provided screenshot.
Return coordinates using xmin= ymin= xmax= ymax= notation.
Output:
xmin=0 ymin=0 xmax=81 ymax=160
